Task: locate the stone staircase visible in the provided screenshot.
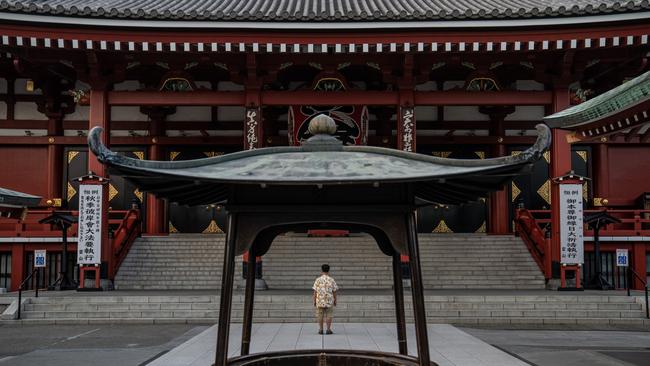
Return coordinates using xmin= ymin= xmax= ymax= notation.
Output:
xmin=420 ymin=234 xmax=546 ymax=289
xmin=12 ymin=292 xmax=649 ymax=326
xmin=115 ymin=233 xmax=545 ymax=290
xmin=262 ymin=235 xmax=392 ymax=289
xmin=114 ymin=235 xmax=239 ymax=290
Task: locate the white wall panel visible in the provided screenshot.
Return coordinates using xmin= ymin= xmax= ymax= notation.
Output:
xmin=167 ymin=106 xmax=212 ymax=121
xmin=443 ymin=106 xmax=489 ymax=121
xmin=505 ymin=106 xmax=546 ymax=120
xmin=64 ymin=106 xmax=89 ymax=121
xmin=14 ymin=102 xmax=47 ymax=120
xmin=110 ymin=106 xmax=149 ymax=121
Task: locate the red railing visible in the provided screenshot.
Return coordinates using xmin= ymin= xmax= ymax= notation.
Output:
xmin=514 ymin=208 xmax=551 ymax=279
xmin=111 ymin=209 xmax=141 ymax=275
xmin=0 ymin=209 xmax=134 ymax=237
xmin=523 ymin=209 xmax=650 ymax=237
xmin=515 ymin=208 xmax=650 ymax=280
xmin=0 ymin=208 xmax=141 ymax=279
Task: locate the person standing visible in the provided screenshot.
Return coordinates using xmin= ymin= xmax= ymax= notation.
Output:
xmin=312 ymin=264 xmax=339 ymax=334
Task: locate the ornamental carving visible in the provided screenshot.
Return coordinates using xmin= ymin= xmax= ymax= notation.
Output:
xmin=245 ymin=108 xmax=260 ymax=150
xmin=400 ymin=107 xmax=415 ymax=152
xmin=288 ymin=73 xmax=368 ymax=146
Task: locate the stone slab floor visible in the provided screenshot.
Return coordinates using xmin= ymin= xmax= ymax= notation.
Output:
xmin=1 ymin=323 xmax=649 ymax=365
xmin=149 ymin=323 xmax=530 ymax=366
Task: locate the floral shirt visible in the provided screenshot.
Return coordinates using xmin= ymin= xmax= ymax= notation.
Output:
xmin=312 ymin=274 xmax=339 ymax=308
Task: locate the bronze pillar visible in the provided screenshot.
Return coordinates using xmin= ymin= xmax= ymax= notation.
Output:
xmin=392 ymin=254 xmax=408 ymax=355
xmin=241 ymin=247 xmax=257 ymax=355
xmin=407 ymin=212 xmax=430 ymax=365
xmin=215 ymin=214 xmax=238 ymax=366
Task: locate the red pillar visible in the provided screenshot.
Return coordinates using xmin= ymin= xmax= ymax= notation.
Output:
xmin=88 ymin=89 xmax=111 ymax=279
xmin=485 ymin=109 xmax=512 ymax=234
xmin=549 ymin=87 xmax=572 ymax=277
xmin=46 ymin=117 xmax=63 ymax=206
xmin=592 ymin=144 xmax=610 ymax=204
xmin=88 ymin=89 xmax=110 ymax=177
xmin=489 ymin=143 xmax=510 ymax=234
xmin=145 ymin=143 xmax=167 ymax=235
xmin=633 ymin=243 xmax=646 ymax=290
xmin=10 ymin=243 xmax=24 ymax=291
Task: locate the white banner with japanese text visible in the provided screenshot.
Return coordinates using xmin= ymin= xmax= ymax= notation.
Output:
xmin=560 ymin=184 xmax=584 ymax=264
xmin=78 ymin=184 xmax=102 ymax=265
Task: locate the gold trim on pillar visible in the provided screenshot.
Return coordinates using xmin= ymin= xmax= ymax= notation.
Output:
xmin=169 ymin=151 xmax=180 ymax=161
xmin=432 ymin=151 xmax=451 ymax=158
xmin=67 ymin=182 xmax=77 ymax=200
xmin=511 ymin=182 xmax=522 ymax=202
xmin=108 ymin=183 xmax=119 ymax=201
xmin=537 ymin=180 xmax=551 ymax=205
xmin=204 ymin=151 xmax=224 ymax=158
xmin=577 ymin=151 xmax=587 ymax=162
xmin=134 ymin=189 xmax=143 ymax=202
xmin=432 ymin=219 xmax=452 ymax=233
xmin=169 ymin=221 xmax=179 ymax=233
xmin=474 ymin=151 xmax=485 ymax=159
xmin=543 ymin=151 xmax=550 ymax=163
xmin=203 ymin=220 xmax=224 ymax=234
xmin=67 ymin=151 xmax=79 ymax=164
xmin=133 ymin=151 xmax=145 ymax=160
xmin=475 ymin=221 xmax=486 ymax=233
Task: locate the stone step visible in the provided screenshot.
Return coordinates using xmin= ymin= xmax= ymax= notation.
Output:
xmin=15 ymin=293 xmax=647 ymax=324
xmin=115 ymin=233 xmax=546 ymax=290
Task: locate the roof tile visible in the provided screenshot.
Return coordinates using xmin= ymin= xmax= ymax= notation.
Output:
xmin=1 ymin=0 xmax=649 ymax=21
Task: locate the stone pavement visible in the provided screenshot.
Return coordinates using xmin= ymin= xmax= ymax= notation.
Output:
xmin=149 ymin=323 xmax=529 ymax=366
xmin=464 ymin=328 xmax=650 ymax=366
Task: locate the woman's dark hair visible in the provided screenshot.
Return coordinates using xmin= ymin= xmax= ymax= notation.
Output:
xmin=321 ymin=264 xmax=330 ymax=273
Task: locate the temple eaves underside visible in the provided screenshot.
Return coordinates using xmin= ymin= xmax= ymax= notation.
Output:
xmin=88 ymin=123 xmax=551 ymax=206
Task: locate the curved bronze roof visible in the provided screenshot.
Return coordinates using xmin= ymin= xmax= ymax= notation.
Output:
xmin=2 ymin=0 xmax=648 ymax=22
xmin=88 ymin=122 xmax=551 ymax=206
xmin=0 ymin=187 xmax=41 ymax=207
xmin=544 ymin=70 xmax=650 ymax=129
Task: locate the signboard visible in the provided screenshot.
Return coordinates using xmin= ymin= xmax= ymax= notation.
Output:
xmin=616 ymin=249 xmax=629 ymax=267
xmin=34 ymin=249 xmax=46 ymax=268
xmin=78 ymin=184 xmax=102 ymax=265
xmin=559 ymin=184 xmax=584 ymax=264
xmin=287 ymin=75 xmax=368 ymax=146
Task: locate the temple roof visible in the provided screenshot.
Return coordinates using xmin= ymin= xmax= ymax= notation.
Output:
xmin=88 ymin=118 xmax=551 ymax=206
xmin=2 ymin=0 xmax=648 ymax=23
xmin=544 ymin=70 xmax=650 ymax=129
xmin=0 ymin=187 xmax=41 ymax=207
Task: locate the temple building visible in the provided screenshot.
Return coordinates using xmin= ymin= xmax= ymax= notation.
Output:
xmin=0 ymin=1 xmax=649 ymax=294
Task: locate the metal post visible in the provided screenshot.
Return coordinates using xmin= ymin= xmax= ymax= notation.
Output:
xmin=241 ymin=247 xmax=256 ymax=356
xmin=17 ymin=287 xmax=21 ymax=320
xmin=645 ymin=285 xmax=650 ymax=319
xmin=626 ymin=266 xmax=630 ymax=297
xmin=594 ymin=226 xmax=601 ymax=283
xmin=215 ymin=214 xmax=238 ymax=366
xmin=392 ymin=254 xmax=408 ymax=355
xmin=406 ymin=212 xmax=430 ymax=366
xmin=35 ymin=267 xmax=39 ymax=298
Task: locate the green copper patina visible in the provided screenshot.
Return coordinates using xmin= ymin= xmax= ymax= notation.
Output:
xmin=544 ymin=70 xmax=650 ymax=128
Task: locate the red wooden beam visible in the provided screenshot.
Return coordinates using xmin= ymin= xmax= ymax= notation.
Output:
xmin=108 ymin=91 xmax=246 ymax=106
xmin=414 ymin=91 xmax=552 ymax=106
xmin=106 ymin=90 xmax=552 ymax=106
xmin=261 ymin=90 xmax=399 ymax=106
